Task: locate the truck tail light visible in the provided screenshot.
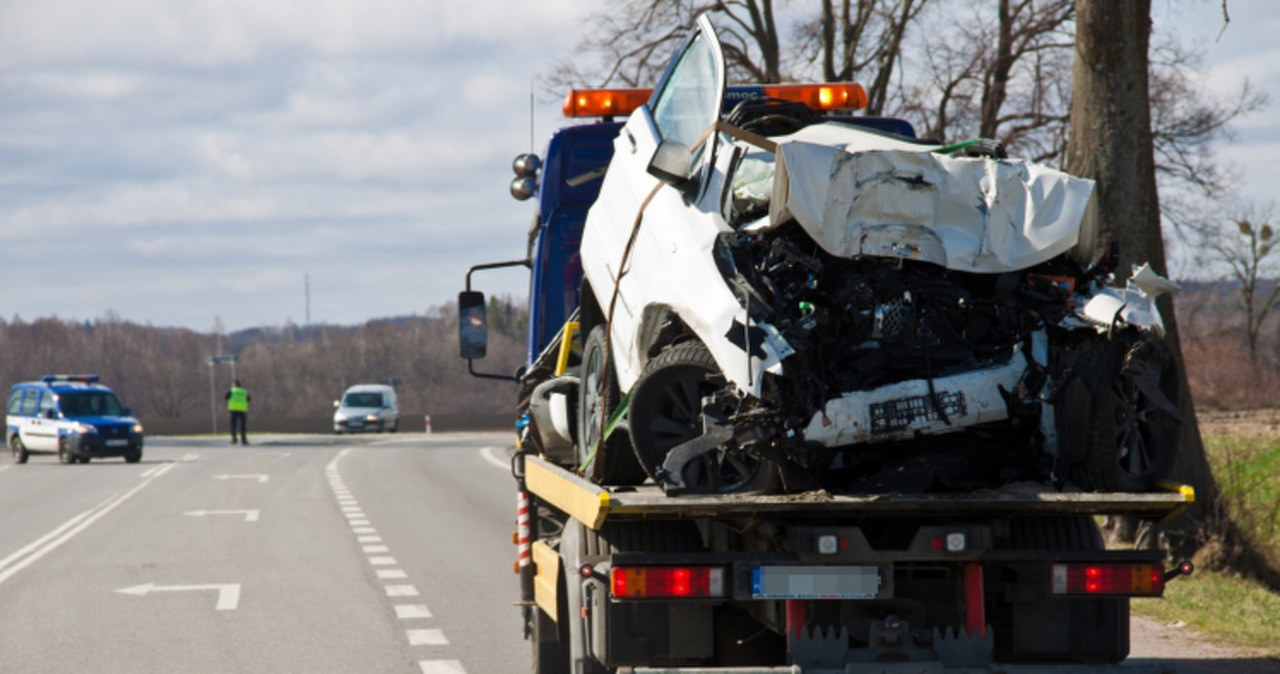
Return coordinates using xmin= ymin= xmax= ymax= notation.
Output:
xmin=1051 ymin=563 xmax=1164 ymax=597
xmin=611 ymin=566 xmax=725 ymax=599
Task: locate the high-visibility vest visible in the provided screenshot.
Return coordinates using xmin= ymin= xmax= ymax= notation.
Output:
xmin=227 ymin=386 xmax=249 ymax=412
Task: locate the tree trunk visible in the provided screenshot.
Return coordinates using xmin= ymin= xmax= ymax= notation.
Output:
xmin=1065 ymin=0 xmax=1218 ymax=560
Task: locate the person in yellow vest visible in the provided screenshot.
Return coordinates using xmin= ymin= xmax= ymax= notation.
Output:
xmin=225 ymin=379 xmax=250 ymax=445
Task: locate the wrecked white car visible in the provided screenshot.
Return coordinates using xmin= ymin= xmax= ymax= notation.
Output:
xmin=574 ymin=16 xmax=1180 ymax=495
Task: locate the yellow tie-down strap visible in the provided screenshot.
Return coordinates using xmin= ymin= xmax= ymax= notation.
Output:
xmin=1155 ymin=479 xmax=1196 ymax=523
xmin=525 ymin=458 xmax=611 ymax=530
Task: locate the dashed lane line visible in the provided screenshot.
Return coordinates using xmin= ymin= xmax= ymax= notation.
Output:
xmin=325 ymin=448 xmax=466 ymax=673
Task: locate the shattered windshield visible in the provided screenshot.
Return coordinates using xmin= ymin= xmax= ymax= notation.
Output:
xmin=650 ymin=28 xmax=721 ymax=149
xmin=57 ymin=392 xmax=124 ymax=417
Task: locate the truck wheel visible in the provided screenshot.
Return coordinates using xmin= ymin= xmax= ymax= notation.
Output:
xmin=10 ymin=436 xmax=29 ymax=464
xmin=629 ymin=341 xmax=776 ymax=493
xmin=58 ymin=438 xmax=73 ymax=464
xmin=577 ymin=325 xmax=647 ymax=486
xmin=1069 ymin=333 xmax=1179 ymax=492
xmin=531 ymin=606 xmax=568 ymax=674
xmin=992 ymin=516 xmax=1128 ymax=664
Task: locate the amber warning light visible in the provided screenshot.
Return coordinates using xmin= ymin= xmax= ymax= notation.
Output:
xmin=563 ymin=83 xmax=868 ymax=118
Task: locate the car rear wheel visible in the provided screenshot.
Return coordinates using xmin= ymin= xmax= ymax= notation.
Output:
xmin=11 ymin=436 xmax=29 ymax=464
xmin=577 ymin=325 xmax=647 ymax=486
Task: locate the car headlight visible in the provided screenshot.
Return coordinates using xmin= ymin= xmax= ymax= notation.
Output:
xmin=335 ymin=414 xmax=347 ymax=423
xmin=132 ymin=423 xmax=144 ymax=433
xmin=73 ymin=423 xmax=97 ymax=434
xmin=365 ymin=414 xmax=380 ymax=422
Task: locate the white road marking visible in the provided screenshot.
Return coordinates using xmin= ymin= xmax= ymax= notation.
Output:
xmin=115 ymin=582 xmax=241 ymax=611
xmin=419 ymin=660 xmax=466 ymax=674
xmin=407 ymin=629 xmax=448 ymax=646
xmin=353 ymin=527 xmax=376 ymax=534
xmin=344 ymin=511 xmax=366 ymax=518
xmin=480 ymin=446 xmax=508 ymax=471
xmin=395 ymin=604 xmax=433 ymax=619
xmin=341 ymin=506 xmax=362 ymax=512
xmin=385 ymin=585 xmax=419 ymax=597
xmin=363 ymin=545 xmax=389 ymax=553
xmin=369 ymin=556 xmax=397 ymax=566
xmin=0 ymin=463 xmax=175 ymax=586
xmin=185 ymin=509 xmax=260 ymax=522
xmin=377 ymin=569 xmax=407 ymax=579
xmin=214 ymin=474 xmax=269 ymax=483
xmin=358 ymin=535 xmax=382 ymax=543
xmin=349 ymin=519 xmax=371 ymax=526
xmin=180 ymin=452 xmax=200 ymax=462
xmin=0 ymin=465 xmax=10 ymax=474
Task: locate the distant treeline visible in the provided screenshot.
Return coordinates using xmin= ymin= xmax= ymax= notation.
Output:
xmin=0 ymin=297 xmax=528 ymax=424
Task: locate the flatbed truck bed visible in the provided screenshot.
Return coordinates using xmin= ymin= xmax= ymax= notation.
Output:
xmin=523 ymin=454 xmax=1195 ymax=529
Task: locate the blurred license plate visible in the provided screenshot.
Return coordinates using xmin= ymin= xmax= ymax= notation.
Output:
xmin=105 ymin=439 xmax=128 ymax=447
xmin=751 ymin=566 xmax=881 ymax=599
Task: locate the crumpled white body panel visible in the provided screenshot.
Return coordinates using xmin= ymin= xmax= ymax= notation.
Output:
xmin=769 ymin=136 xmax=1096 ymax=273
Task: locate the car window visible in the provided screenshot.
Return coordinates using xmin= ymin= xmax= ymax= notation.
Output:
xmin=39 ymin=393 xmax=57 ymax=416
xmin=6 ymin=390 xmax=21 ymax=415
xmin=650 ymin=26 xmax=723 ymax=150
xmin=59 ymin=392 xmax=123 ymax=417
xmin=344 ymin=392 xmax=383 ymax=408
xmin=20 ymin=390 xmax=39 ymax=415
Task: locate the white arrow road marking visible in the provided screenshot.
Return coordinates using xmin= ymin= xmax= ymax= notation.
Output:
xmin=214 ymin=474 xmax=269 ymax=483
xmin=115 ymin=583 xmax=241 ymax=610
xmin=185 ymin=509 xmax=260 ymax=522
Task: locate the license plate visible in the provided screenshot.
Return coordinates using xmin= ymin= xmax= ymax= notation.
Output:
xmin=751 ymin=566 xmax=881 ymax=599
xmin=105 ymin=439 xmax=128 ymax=447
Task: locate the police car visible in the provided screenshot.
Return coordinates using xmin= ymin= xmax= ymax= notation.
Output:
xmin=6 ymin=375 xmax=144 ymax=464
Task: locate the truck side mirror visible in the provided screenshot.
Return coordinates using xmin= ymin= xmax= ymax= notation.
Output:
xmin=647 ymin=139 xmax=695 ymax=192
xmin=458 ymin=290 xmax=488 ymax=360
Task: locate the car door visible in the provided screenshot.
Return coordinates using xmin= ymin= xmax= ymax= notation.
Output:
xmin=23 ymin=390 xmax=58 ymax=451
xmin=579 ymin=14 xmax=728 ymax=390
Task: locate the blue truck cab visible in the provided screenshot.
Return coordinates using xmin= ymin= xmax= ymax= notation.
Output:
xmin=6 ymin=375 xmax=144 ymax=464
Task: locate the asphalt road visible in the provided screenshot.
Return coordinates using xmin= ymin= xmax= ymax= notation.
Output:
xmin=0 ymin=431 xmax=527 ymax=674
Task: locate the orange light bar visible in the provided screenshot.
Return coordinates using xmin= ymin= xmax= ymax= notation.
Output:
xmin=756 ymin=83 xmax=867 ymax=111
xmin=1051 ymin=563 xmax=1165 ymax=597
xmin=563 ymin=89 xmax=652 ymax=118
xmin=611 ymin=566 xmax=725 ymax=599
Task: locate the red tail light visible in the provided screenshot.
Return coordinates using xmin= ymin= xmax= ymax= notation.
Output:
xmin=611 ymin=566 xmax=725 ymax=599
xmin=1051 ymin=563 xmax=1164 ymax=597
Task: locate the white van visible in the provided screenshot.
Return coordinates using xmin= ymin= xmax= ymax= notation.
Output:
xmin=332 ymin=384 xmax=399 ymax=433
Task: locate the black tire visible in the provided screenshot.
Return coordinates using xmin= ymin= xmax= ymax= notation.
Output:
xmin=628 ymin=341 xmax=776 ymax=493
xmin=58 ymin=437 xmax=74 ymax=464
xmin=11 ymin=435 xmax=29 ymax=464
xmin=125 ymin=449 xmax=142 ymax=464
xmin=80 ymin=456 xmax=91 ymax=464
xmin=530 ymin=606 xmax=568 ymax=674
xmin=1069 ymin=334 xmax=1179 ymax=492
xmin=991 ymin=516 xmax=1128 ymax=664
xmin=577 ymin=325 xmax=647 ymax=486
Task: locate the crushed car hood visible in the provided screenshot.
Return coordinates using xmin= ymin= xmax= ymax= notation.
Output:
xmin=764 ymin=124 xmax=1098 ymax=273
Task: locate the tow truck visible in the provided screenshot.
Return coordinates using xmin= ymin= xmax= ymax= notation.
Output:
xmin=459 ymin=17 xmax=1193 ymax=673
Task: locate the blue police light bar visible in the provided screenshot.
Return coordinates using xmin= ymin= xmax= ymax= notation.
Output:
xmin=41 ymin=374 xmax=101 ymax=384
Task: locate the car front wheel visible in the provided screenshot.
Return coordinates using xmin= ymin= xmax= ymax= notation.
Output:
xmin=58 ymin=437 xmax=74 ymax=464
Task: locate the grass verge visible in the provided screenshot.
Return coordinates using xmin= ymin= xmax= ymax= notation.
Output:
xmin=1133 ymin=569 xmax=1280 ymax=655
xmin=1129 ymin=429 xmax=1280 ymax=654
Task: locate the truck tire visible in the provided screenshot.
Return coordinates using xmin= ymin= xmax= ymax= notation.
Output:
xmin=629 ymin=341 xmax=776 ymax=493
xmin=531 ymin=606 xmax=568 ymax=674
xmin=1067 ymin=333 xmax=1178 ymax=492
xmin=992 ymin=516 xmax=1128 ymax=664
xmin=577 ymin=325 xmax=647 ymax=486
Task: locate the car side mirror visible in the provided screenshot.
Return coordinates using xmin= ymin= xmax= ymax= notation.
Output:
xmin=458 ymin=290 xmax=488 ymax=360
xmin=647 ymin=139 xmax=695 ymax=192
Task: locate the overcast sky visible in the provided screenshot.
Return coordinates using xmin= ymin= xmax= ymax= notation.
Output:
xmin=2 ymin=1 xmax=1278 ymax=332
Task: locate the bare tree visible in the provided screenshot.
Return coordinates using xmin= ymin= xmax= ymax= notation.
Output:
xmin=1200 ymin=208 xmax=1280 ymax=365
